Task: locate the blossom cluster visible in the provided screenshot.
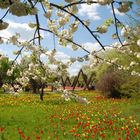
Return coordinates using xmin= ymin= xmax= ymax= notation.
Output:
xmin=2 ymin=84 xmax=22 ymax=96
xmin=0 ymin=21 xmax=9 ymax=30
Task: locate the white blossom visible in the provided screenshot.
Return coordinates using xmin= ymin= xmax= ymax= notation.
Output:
xmin=72 ymin=44 xmax=78 ymax=51
xmin=70 ymin=20 xmax=80 ymax=33
xmin=48 ymin=20 xmax=58 ymax=34
xmin=85 ymin=0 xmax=92 ymax=5
xmin=12 ymin=92 xmax=19 ymax=97
xmin=9 ymin=35 xmax=19 ymax=45
xmin=110 ymin=58 xmax=118 ymax=63
xmin=0 ymin=37 xmax=4 ymax=44
xmin=97 ymin=25 xmax=108 ymax=34
xmin=121 ymin=26 xmax=131 ymax=37
xmin=58 ymin=17 xmax=67 ymax=27
xmin=0 ymin=21 xmax=9 ymax=30
xmin=9 ymin=2 xmax=30 ymax=16
xmin=84 ymin=55 xmax=89 ymax=61
xmin=44 ymin=10 xmax=52 ymax=19
xmin=137 ymin=39 xmax=140 ymax=47
xmin=28 ymin=63 xmax=34 ymax=71
xmin=130 ymin=61 xmax=137 ymax=67
xmin=136 ymin=53 xmax=140 ymax=58
xmin=126 ymin=67 xmax=130 ymax=70
xmin=83 ymin=20 xmax=90 ymax=26
xmin=77 ymin=57 xmax=84 ymax=62
xmin=75 ymin=96 xmax=89 ymax=104
xmin=70 ymin=57 xmax=76 ymax=63
xmin=0 ymin=0 xmax=19 ymax=9
xmin=97 ymin=0 xmax=113 ymax=5
xmin=28 ymin=23 xmax=37 ymax=28
xmin=7 ymin=68 xmax=14 ymax=76
xmin=29 ymin=8 xmax=38 ymax=15
xmin=131 ymin=70 xmax=137 ymax=76
xmin=117 ymin=2 xmax=130 ymax=13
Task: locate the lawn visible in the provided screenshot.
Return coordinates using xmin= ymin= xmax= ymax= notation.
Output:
xmin=0 ymin=91 xmax=140 ymax=140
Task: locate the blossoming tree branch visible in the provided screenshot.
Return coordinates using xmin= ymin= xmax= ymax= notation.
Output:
xmin=0 ymin=0 xmax=140 ymax=101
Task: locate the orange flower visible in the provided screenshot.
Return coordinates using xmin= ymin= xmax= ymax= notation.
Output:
xmin=69 ymin=129 xmax=76 ymax=133
xmin=109 ymin=120 xmax=113 ymax=125
xmin=36 ymin=136 xmax=41 ymax=140
xmin=40 ymin=130 xmax=44 ymax=134
xmin=100 ymin=133 xmax=106 ymax=138
xmin=21 ymin=133 xmax=25 ymax=139
xmin=0 ymin=127 xmax=5 ymax=132
xmin=26 ymin=136 xmax=30 ymax=140
xmin=91 ymin=134 xmax=95 ymax=138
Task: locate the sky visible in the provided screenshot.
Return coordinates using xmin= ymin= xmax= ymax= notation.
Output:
xmin=0 ymin=0 xmax=134 ymax=76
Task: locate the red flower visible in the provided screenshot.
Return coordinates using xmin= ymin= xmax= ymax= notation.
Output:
xmin=118 ymin=132 xmax=121 ymax=135
xmin=26 ymin=136 xmax=30 ymax=140
xmin=36 ymin=136 xmax=41 ymax=140
xmin=40 ymin=130 xmax=44 ymax=134
xmin=134 ymin=130 xmax=139 ymax=136
xmin=69 ymin=129 xmax=76 ymax=133
xmin=91 ymin=134 xmax=95 ymax=138
xmin=100 ymin=133 xmax=106 ymax=138
xmin=0 ymin=127 xmax=5 ymax=132
xmin=126 ymin=130 xmax=130 ymax=136
xmin=109 ymin=120 xmax=113 ymax=125
xmin=93 ymin=128 xmax=98 ymax=133
xmin=21 ymin=133 xmax=25 ymax=139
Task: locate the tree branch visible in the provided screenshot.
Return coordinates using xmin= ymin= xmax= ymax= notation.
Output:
xmin=28 ymin=0 xmax=41 ymax=45
xmin=39 ymin=27 xmax=121 ymax=68
xmin=39 ymin=27 xmax=90 ymax=53
xmin=0 ymin=9 xmax=9 ymax=20
xmin=111 ymin=2 xmax=123 ymax=46
xmin=63 ymin=0 xmax=97 ymax=9
xmin=50 ymin=3 xmax=105 ymax=50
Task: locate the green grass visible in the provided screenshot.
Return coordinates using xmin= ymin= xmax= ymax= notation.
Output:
xmin=0 ymin=91 xmax=140 ymax=140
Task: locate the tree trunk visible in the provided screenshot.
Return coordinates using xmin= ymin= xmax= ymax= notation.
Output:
xmin=33 ymin=87 xmax=37 ymax=93
xmin=61 ymin=77 xmax=65 ymax=89
xmin=40 ymin=86 xmax=44 ymax=101
xmin=51 ymin=86 xmax=54 ymax=92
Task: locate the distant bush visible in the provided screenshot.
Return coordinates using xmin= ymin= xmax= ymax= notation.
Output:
xmin=96 ymin=71 xmax=122 ymax=98
xmin=96 ymin=70 xmax=140 ymax=98
xmin=119 ymin=76 xmax=140 ymax=98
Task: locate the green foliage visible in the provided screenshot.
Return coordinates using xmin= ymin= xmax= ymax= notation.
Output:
xmin=119 ymin=76 xmax=140 ymax=98
xmin=0 ymin=56 xmax=10 ymax=86
xmin=91 ymin=45 xmax=140 ymax=98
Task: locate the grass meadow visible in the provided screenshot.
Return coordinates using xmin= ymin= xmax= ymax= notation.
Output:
xmin=0 ymin=91 xmax=140 ymax=140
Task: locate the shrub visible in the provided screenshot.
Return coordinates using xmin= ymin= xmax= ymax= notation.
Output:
xmin=120 ymin=76 xmax=140 ymax=98
xmin=96 ymin=71 xmax=122 ymax=98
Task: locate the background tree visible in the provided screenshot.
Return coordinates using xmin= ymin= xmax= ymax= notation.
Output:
xmin=0 ymin=55 xmax=10 ymax=87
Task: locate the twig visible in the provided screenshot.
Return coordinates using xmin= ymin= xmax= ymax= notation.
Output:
xmin=50 ymin=3 xmax=105 ymax=50
xmin=63 ymin=0 xmax=97 ymax=9
xmin=0 ymin=9 xmax=9 ymax=20
xmin=28 ymin=0 xmax=41 ymax=45
xmin=111 ymin=2 xmax=123 ymax=46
